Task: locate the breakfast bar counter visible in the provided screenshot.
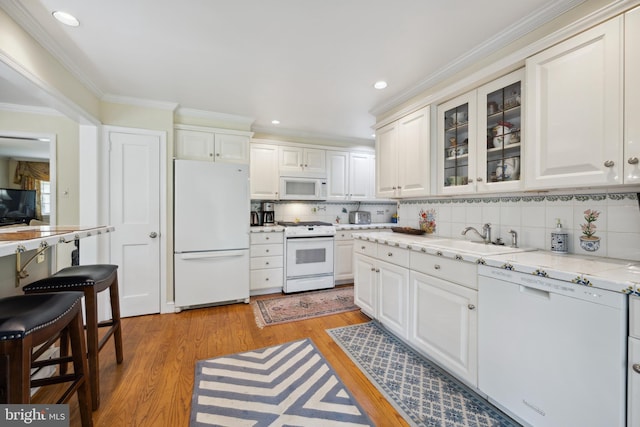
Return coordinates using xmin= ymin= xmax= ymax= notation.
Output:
xmin=0 ymin=225 xmax=114 ymax=257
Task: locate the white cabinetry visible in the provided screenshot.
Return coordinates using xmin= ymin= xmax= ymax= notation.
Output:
xmin=438 ymin=69 xmax=524 ymax=194
xmin=376 ymin=106 xmax=430 ymax=198
xmin=250 ymin=232 xmax=284 ymax=295
xmin=625 ymin=7 xmax=640 ymax=184
xmin=175 ymin=126 xmax=250 ymax=163
xmin=354 ymin=241 xmax=410 ymax=339
xmin=334 ymin=230 xmax=355 ymax=283
xmin=525 ymin=17 xmax=623 ymax=189
xmin=326 ymin=150 xmax=375 ymax=201
xmin=279 ymin=146 xmax=326 ymax=177
xmin=630 ymin=296 xmax=640 ymax=426
xmin=250 ymin=144 xmax=279 ymax=199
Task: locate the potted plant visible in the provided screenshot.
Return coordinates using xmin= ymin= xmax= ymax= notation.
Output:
xmin=579 ymin=209 xmax=600 ymax=252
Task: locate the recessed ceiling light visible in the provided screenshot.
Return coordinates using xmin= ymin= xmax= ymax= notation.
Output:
xmin=52 ymin=11 xmax=80 ymax=27
xmin=374 ymin=81 xmax=387 ymax=90
xmin=271 ymin=120 xmax=280 ymax=125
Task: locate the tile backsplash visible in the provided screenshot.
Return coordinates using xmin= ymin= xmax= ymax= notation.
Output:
xmin=397 ymin=192 xmax=640 ymax=261
xmin=250 ymin=201 xmax=397 ymax=225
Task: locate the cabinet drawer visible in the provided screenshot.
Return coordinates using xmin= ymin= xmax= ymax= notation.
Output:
xmin=250 ymin=243 xmax=283 ymax=257
xmin=335 ymin=230 xmax=354 ymax=241
xmin=631 ymin=296 xmax=640 ymax=339
xmin=250 ymin=233 xmax=284 ymax=245
xmin=377 ymin=245 xmax=410 ymax=268
xmin=353 ymin=240 xmax=377 ymax=256
xmin=410 ymin=251 xmax=477 ymax=289
xmin=250 ymin=268 xmax=283 ymax=290
xmin=250 ymin=256 xmax=283 ymax=270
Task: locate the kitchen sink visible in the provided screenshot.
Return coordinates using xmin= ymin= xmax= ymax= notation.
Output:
xmin=415 ymin=238 xmax=535 ymax=256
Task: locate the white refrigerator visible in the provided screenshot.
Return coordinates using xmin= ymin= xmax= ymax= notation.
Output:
xmin=174 ymin=159 xmax=250 ymax=308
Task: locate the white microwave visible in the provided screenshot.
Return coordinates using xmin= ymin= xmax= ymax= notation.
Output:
xmin=279 ymin=177 xmax=327 ymax=200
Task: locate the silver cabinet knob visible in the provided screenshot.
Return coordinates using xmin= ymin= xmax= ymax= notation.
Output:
xmin=216 ymin=153 xmax=220 ymax=157
xmin=434 ymin=264 xmax=441 ymax=270
xmin=468 ymin=178 xmax=474 ymax=183
xmin=387 ymin=252 xmax=393 ymax=257
xmin=265 ymin=236 xmax=270 ymax=240
xmin=209 ymin=153 xmax=213 ymax=157
xmin=628 ymin=157 xmax=639 ymax=165
xmin=604 ymin=160 xmax=615 ymax=167
xmin=375 ymin=268 xmax=380 ymax=273
xmin=265 ymin=249 xmax=269 ymax=253
xmin=361 ymin=246 xmax=366 ymax=250
xmin=265 ymin=262 xmax=270 ymax=265
xmin=468 ymin=304 xmax=476 ymax=310
xmin=477 ymin=177 xmax=483 ymax=182
xmin=371 ymin=267 xmax=376 ymax=271
xmin=265 ymin=277 xmax=269 ymax=281
xmin=633 ymin=363 xmax=640 ymax=374
xmin=149 ymin=232 xmax=158 ymax=238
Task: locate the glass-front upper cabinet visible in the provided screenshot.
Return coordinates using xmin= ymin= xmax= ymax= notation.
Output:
xmin=438 ymin=91 xmax=477 ymax=194
xmin=476 ymin=69 xmax=524 ymax=192
xmin=438 ymin=68 xmax=524 ymax=194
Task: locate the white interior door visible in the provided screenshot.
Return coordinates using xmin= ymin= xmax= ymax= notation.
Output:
xmin=107 ymin=127 xmax=163 ymax=317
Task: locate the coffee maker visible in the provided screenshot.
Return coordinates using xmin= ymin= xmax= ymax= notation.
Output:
xmin=261 ymin=202 xmax=275 ymax=226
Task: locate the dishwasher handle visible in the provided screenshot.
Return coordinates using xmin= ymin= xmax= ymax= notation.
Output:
xmin=519 ymin=284 xmax=550 ymax=299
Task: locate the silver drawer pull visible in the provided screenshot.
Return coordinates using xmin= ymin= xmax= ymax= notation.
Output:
xmin=434 ymin=264 xmax=441 ymax=270
xmin=629 ymin=157 xmax=639 ymax=165
xmin=371 ymin=267 xmax=376 ymax=271
xmin=604 ymin=160 xmax=615 ymax=167
xmin=468 ymin=304 xmax=476 ymax=310
xmin=265 ymin=236 xmax=270 ymax=240
xmin=375 ymin=268 xmax=380 ymax=273
xmin=265 ymin=262 xmax=270 ymax=265
xmin=387 ymin=252 xmax=393 ymax=257
xmin=634 ymin=364 xmax=640 ymax=374
xmin=361 ymin=246 xmax=366 ymax=250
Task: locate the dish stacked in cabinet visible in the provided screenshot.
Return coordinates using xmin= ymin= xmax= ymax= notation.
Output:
xmin=250 ymin=232 xmax=284 ymax=295
xmin=630 ymin=295 xmax=640 ymax=426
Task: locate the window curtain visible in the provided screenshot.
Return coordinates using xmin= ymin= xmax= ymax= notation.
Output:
xmin=13 ymin=161 xmax=50 ymax=220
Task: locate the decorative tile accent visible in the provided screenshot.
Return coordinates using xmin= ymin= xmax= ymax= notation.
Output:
xmin=533 ymin=269 xmax=549 ymax=277
xmin=571 ymin=276 xmax=592 ymax=287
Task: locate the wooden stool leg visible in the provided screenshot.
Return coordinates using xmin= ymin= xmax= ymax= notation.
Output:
xmin=84 ymin=289 xmax=100 ymax=410
xmin=109 ymin=276 xmax=124 ymax=364
xmin=3 ymin=338 xmax=30 ymax=403
xmin=69 ymin=309 xmax=93 ymax=427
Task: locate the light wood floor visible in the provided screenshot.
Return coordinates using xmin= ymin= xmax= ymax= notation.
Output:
xmin=34 ymin=291 xmax=409 ymax=427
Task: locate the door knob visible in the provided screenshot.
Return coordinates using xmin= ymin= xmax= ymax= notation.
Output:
xmin=604 ymin=160 xmax=615 ymax=167
xmin=628 ymin=157 xmax=639 ymax=165
xmin=149 ymin=232 xmax=158 ymax=238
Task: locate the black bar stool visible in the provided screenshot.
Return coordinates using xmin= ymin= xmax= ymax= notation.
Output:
xmin=0 ymin=292 xmax=93 ymax=427
xmin=23 ymin=264 xmax=123 ymax=410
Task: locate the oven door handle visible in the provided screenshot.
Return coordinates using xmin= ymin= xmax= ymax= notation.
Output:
xmin=286 ymin=236 xmax=335 ymax=241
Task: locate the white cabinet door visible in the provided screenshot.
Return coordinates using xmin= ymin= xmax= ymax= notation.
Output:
xmin=250 ymin=144 xmax=279 ymax=199
xmin=397 ymin=107 xmax=430 ymax=198
xmin=625 ymin=6 xmax=640 ymax=184
xmin=334 ymin=238 xmax=354 ymax=282
xmin=214 ymin=133 xmax=249 ymax=164
xmin=376 ymin=121 xmax=399 ymax=198
xmin=279 ymin=146 xmax=326 ymax=176
xmin=349 ymin=152 xmax=374 ymax=200
xmin=378 ymin=260 xmax=410 ymax=339
xmin=175 ymin=129 xmax=215 ymax=161
xmin=630 ymin=337 xmax=640 ymax=427
xmin=525 ymin=17 xmax=623 ymax=189
xmin=326 ymin=150 xmax=349 ymax=200
xmin=354 ymin=253 xmax=377 ymax=318
xmin=409 ymin=270 xmax=478 ymax=386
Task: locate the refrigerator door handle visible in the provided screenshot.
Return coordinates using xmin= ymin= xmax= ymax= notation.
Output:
xmin=179 ymin=250 xmax=246 ymax=260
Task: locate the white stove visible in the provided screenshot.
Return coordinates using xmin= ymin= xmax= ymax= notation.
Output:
xmin=279 ymin=221 xmax=336 ymax=237
xmin=279 ymin=221 xmax=336 ymax=293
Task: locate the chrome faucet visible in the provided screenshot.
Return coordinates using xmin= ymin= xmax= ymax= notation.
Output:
xmin=508 ymin=229 xmax=518 ymax=248
xmin=461 ymin=223 xmax=492 ymax=244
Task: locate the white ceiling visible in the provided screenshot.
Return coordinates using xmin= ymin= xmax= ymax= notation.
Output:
xmin=0 ymin=0 xmax=585 ymax=143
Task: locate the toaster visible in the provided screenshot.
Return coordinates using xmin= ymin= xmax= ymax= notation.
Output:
xmin=349 ymin=210 xmax=371 ymax=224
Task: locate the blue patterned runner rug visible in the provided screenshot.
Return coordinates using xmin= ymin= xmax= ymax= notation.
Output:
xmin=327 ymin=321 xmax=521 ymax=427
xmin=190 ymin=338 xmax=374 ymax=426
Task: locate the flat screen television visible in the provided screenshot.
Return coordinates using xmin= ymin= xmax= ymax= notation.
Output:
xmin=0 ymin=188 xmax=37 ymax=225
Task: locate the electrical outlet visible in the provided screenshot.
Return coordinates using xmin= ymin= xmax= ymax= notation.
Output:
xmin=37 ymin=253 xmax=45 ymax=263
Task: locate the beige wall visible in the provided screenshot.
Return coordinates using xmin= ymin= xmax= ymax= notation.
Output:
xmin=0 ymin=111 xmax=79 ymax=224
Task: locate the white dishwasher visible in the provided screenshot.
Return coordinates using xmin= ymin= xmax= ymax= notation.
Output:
xmin=478 ymin=265 xmax=627 ymax=427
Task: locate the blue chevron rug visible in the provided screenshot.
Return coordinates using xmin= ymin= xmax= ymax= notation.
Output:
xmin=327 ymin=321 xmax=521 ymax=427
xmin=190 ymin=338 xmax=373 ymax=426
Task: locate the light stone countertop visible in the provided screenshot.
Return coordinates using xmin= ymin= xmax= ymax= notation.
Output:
xmin=0 ymin=225 xmax=115 ymax=257
xmin=352 ymin=230 xmax=640 ymax=295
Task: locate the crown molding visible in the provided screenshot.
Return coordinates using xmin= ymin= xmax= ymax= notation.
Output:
xmin=174 ymin=107 xmax=254 ymax=126
xmin=0 ymin=102 xmax=63 ymax=116
xmin=370 ymin=0 xmax=587 ymax=117
xmin=251 ymin=124 xmax=374 ymax=148
xmin=1 ymin=0 xmax=104 ymax=98
xmin=102 ymin=94 xmax=178 ymax=111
